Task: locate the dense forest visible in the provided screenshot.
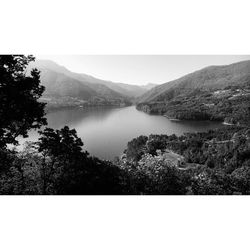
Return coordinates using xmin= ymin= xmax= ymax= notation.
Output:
xmin=137 ymin=60 xmax=250 ymax=126
xmin=1 ymin=55 xmax=250 ymax=195
xmin=118 ymin=126 xmax=250 ymax=194
xmin=138 ymin=60 xmax=250 ymax=103
xmin=137 ymin=87 xmax=250 ymax=126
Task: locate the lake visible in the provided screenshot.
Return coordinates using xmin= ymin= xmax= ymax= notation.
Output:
xmin=20 ymin=106 xmax=225 ymax=160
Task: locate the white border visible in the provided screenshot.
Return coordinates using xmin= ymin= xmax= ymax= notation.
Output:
xmin=1 ymin=0 xmax=250 ymax=54
xmin=1 ymin=196 xmax=250 ymax=250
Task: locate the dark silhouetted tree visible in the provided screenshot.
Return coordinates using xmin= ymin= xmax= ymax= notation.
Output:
xmin=0 ymin=55 xmax=47 ymax=148
xmin=37 ymin=126 xmax=131 ymax=194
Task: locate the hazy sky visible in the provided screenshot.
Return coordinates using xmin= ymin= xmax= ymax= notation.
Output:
xmin=37 ymin=55 xmax=250 ymax=85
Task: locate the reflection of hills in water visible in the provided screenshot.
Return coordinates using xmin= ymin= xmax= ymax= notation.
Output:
xmin=47 ymin=107 xmax=121 ymax=129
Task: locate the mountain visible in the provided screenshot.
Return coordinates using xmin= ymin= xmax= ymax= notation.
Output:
xmin=27 ymin=60 xmax=134 ymax=110
xmin=38 ymin=69 xmax=124 ymax=100
xmin=137 ymin=60 xmax=250 ymax=126
xmin=138 ymin=60 xmax=250 ymax=103
xmin=95 ymin=81 xmax=151 ymax=98
xmin=141 ymin=83 xmax=158 ymax=91
xmin=29 ymin=60 xmax=154 ymax=99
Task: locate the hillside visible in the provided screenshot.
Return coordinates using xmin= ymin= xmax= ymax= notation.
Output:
xmin=141 ymin=83 xmax=157 ymax=90
xmin=27 ymin=60 xmax=134 ymax=109
xmin=137 ymin=60 xmax=250 ymax=126
xmin=39 ymin=69 xmax=96 ymax=99
xmin=29 ymin=60 xmax=154 ymax=99
xmin=138 ymin=60 xmax=250 ymax=103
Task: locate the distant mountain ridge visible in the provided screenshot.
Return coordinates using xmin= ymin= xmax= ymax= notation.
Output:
xmin=141 ymin=83 xmax=158 ymax=90
xmin=138 ymin=60 xmax=250 ymax=103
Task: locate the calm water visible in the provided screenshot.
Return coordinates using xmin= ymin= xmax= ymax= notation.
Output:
xmin=21 ymin=106 xmax=225 ymax=160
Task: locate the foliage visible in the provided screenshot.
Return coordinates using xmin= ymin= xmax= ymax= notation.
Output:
xmin=137 ymin=87 xmax=250 ymax=126
xmin=119 ymin=126 xmax=250 ymax=194
xmin=125 ymin=135 xmax=148 ymax=162
xmin=0 ymin=55 xmax=47 ymax=148
xmin=35 ymin=126 xmax=131 ymax=194
xmin=123 ymin=152 xmax=190 ymax=194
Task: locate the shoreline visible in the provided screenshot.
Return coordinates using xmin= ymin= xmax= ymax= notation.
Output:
xmin=136 ymin=105 xmax=234 ymax=125
xmin=45 ymin=103 xmax=132 ymax=114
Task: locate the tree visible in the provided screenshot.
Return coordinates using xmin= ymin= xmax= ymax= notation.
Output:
xmin=37 ymin=126 xmax=130 ymax=194
xmin=125 ymin=135 xmax=148 ymax=162
xmin=0 ymin=55 xmax=47 ymax=148
xmin=38 ymin=126 xmax=85 ymax=159
xmin=231 ymin=166 xmax=250 ymax=194
xmin=37 ymin=126 xmax=88 ymax=194
xmin=120 ymin=151 xmax=189 ymax=194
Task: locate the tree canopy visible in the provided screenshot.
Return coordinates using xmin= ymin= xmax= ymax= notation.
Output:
xmin=0 ymin=55 xmax=47 ymax=148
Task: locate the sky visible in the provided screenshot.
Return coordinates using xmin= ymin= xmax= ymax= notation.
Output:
xmin=37 ymin=55 xmax=250 ymax=86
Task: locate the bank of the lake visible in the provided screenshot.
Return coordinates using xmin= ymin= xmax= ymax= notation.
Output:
xmin=20 ymin=106 xmax=226 ymax=160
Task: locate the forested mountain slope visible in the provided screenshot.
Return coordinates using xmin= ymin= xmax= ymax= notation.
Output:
xmin=27 ymin=60 xmax=132 ymax=109
xmin=137 ymin=60 xmax=250 ymax=126
xmin=29 ymin=60 xmax=154 ymax=98
xmin=138 ymin=60 xmax=250 ymax=103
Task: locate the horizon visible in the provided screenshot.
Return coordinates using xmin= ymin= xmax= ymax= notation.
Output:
xmin=37 ymin=55 xmax=250 ymax=86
